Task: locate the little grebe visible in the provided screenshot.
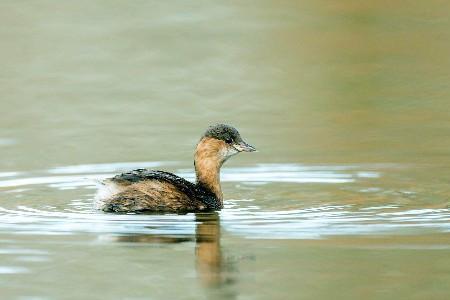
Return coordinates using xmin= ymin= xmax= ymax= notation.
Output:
xmin=95 ymin=124 xmax=256 ymax=213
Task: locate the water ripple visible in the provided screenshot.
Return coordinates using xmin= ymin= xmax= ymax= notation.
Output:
xmin=0 ymin=162 xmax=448 ymax=240
xmin=0 ymin=162 xmax=365 ymax=188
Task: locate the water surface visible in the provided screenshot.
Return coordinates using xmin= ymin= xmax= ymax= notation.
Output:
xmin=0 ymin=1 xmax=449 ymax=300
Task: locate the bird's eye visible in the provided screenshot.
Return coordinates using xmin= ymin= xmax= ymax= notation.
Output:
xmin=225 ymin=138 xmax=232 ymax=144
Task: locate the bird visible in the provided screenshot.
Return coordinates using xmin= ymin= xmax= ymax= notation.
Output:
xmin=95 ymin=124 xmax=256 ymax=213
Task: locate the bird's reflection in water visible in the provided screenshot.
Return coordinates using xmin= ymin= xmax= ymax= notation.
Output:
xmin=195 ymin=212 xmax=227 ymax=287
xmin=112 ymin=212 xmax=235 ymax=293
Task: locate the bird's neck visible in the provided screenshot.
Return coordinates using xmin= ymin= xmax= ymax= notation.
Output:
xmin=194 ymin=138 xmax=224 ymax=207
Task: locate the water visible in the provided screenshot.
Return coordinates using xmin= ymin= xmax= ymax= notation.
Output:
xmin=1 ymin=1 xmax=449 ymax=300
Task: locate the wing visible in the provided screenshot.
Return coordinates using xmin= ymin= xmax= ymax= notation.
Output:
xmin=109 ymin=169 xmax=198 ymax=200
xmin=108 ymin=169 xmax=220 ymax=210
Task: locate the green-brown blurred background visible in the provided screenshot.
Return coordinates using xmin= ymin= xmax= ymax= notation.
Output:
xmin=0 ymin=1 xmax=449 ymax=300
xmin=1 ymin=0 xmax=449 ymax=170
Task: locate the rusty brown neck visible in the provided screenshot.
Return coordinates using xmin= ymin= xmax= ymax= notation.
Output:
xmin=194 ymin=137 xmax=225 ymax=207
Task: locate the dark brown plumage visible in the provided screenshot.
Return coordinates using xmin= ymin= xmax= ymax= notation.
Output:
xmin=95 ymin=124 xmax=256 ymax=213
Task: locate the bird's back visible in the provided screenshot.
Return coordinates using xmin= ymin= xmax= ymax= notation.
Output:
xmin=95 ymin=169 xmax=213 ymax=213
